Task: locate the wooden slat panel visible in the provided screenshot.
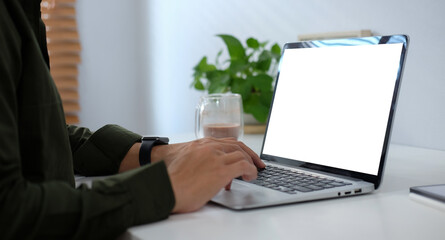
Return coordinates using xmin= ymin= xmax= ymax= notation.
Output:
xmin=53 ymin=77 xmax=78 ymax=89
xmin=49 ymin=54 xmax=81 ymax=66
xmin=55 ymin=0 xmax=76 ymax=3
xmin=44 ymin=18 xmax=77 ymax=28
xmin=59 ymin=89 xmax=79 ymax=101
xmin=41 ymin=0 xmax=76 ymax=9
xmin=50 ymin=66 xmax=78 ymax=78
xmin=42 ymin=8 xmax=76 ymax=18
xmin=42 ymin=0 xmax=80 ymax=123
xmin=65 ymin=115 xmax=79 ymax=124
xmin=47 ymin=42 xmax=81 ymax=53
xmin=46 ymin=31 xmax=79 ymax=41
xmin=63 ymin=102 xmax=80 ymax=113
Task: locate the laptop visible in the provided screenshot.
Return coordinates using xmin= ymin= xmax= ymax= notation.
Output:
xmin=211 ymin=34 xmax=409 ymax=210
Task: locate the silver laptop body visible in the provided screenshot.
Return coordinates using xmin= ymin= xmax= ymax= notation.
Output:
xmin=211 ymin=35 xmax=409 ymax=210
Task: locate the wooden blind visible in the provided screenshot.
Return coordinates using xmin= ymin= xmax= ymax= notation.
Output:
xmin=41 ymin=0 xmax=80 ymax=124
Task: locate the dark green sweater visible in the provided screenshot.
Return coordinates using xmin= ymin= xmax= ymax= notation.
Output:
xmin=0 ymin=0 xmax=175 ymax=239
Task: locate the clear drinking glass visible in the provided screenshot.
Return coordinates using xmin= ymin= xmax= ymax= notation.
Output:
xmin=195 ymin=93 xmax=244 ymax=140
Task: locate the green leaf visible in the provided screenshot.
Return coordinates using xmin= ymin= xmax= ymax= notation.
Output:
xmin=217 ymin=34 xmax=246 ymax=60
xmin=215 ymin=49 xmax=223 ymax=65
xmin=244 ymin=94 xmax=270 ymax=123
xmin=244 ymin=74 xmax=274 ymax=123
xmin=271 ymin=43 xmax=282 ymax=60
xmin=231 ymin=77 xmax=252 ymax=101
xmin=246 ymin=37 xmax=260 ymax=49
xmin=195 ymin=56 xmax=216 ymax=72
xmin=247 ymin=74 xmax=273 ymax=92
xmin=194 ymin=78 xmax=205 ymax=90
xmin=229 ymin=59 xmax=248 ymax=75
xmin=192 ymin=58 xmax=204 ymax=89
xmin=207 ymin=71 xmax=231 ymax=93
xmin=259 ymin=41 xmax=269 ymax=48
xmin=191 ymin=72 xmax=204 ymax=89
xmin=256 ymin=50 xmax=272 ymax=71
xmin=259 ymin=91 xmax=273 ymax=107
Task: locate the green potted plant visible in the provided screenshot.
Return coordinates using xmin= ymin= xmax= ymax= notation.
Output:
xmin=192 ymin=34 xmax=281 ymax=124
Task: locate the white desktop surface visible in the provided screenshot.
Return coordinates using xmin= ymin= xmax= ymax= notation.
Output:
xmin=117 ymin=134 xmax=445 ymax=240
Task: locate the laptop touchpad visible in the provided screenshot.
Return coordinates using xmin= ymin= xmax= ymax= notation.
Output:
xmin=211 ymin=180 xmax=289 ymax=209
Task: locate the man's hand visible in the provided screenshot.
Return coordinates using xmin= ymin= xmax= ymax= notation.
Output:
xmin=151 ymin=137 xmax=265 ymax=169
xmin=164 ymin=138 xmax=263 ymax=213
xmin=119 ymin=137 xmax=266 ymax=213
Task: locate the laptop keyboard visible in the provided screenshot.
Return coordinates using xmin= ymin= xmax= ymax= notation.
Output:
xmin=246 ymin=165 xmax=352 ymax=194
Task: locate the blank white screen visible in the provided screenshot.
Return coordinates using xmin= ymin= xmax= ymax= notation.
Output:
xmin=262 ymin=43 xmax=403 ymax=175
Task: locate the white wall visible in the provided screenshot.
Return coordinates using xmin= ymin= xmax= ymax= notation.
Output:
xmin=76 ymin=0 xmax=150 ymax=133
xmin=77 ymin=0 xmax=445 ymax=150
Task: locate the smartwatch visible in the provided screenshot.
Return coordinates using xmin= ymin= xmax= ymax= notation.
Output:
xmin=139 ymin=136 xmax=169 ymax=166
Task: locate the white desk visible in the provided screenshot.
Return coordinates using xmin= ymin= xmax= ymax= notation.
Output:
xmin=121 ymin=134 xmax=445 ymax=240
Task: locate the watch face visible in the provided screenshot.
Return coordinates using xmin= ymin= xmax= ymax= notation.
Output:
xmin=142 ymin=137 xmax=169 ymax=144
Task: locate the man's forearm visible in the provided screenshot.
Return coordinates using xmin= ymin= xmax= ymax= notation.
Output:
xmin=119 ymin=142 xmax=141 ymax=172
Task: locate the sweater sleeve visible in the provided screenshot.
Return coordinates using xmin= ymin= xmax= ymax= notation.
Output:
xmin=39 ymin=162 xmax=176 ymax=239
xmin=67 ymin=124 xmax=142 ymax=176
xmin=1 ymin=160 xmax=175 ymax=240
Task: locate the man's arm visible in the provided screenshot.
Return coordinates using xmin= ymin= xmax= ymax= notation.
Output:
xmin=0 ymin=2 xmax=175 ymax=238
xmin=67 ymin=124 xmax=141 ymax=176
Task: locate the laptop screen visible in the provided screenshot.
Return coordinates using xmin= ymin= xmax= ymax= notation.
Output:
xmin=261 ymin=35 xmax=408 ymax=181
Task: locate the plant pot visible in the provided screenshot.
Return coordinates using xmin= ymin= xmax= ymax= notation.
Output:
xmin=243 ymin=113 xmax=266 ymax=134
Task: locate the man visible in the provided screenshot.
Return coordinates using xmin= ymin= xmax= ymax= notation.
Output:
xmin=0 ymin=0 xmax=265 ymax=239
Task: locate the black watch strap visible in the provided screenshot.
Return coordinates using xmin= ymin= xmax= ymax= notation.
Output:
xmin=139 ymin=137 xmax=169 ymax=166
